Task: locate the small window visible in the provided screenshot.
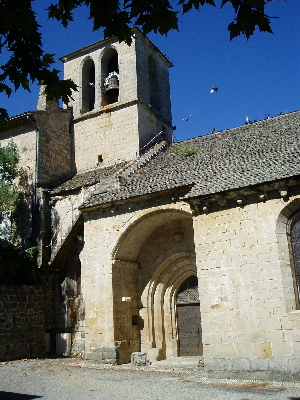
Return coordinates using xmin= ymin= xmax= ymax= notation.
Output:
xmin=288 ymin=211 xmax=300 ymax=308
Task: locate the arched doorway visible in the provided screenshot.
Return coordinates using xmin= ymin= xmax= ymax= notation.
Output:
xmin=176 ymin=275 xmax=202 ymax=356
xmin=112 ymin=207 xmax=200 ymax=362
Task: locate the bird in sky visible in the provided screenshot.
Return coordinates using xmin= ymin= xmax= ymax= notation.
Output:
xmin=182 ymin=114 xmax=192 ymax=121
xmin=245 ymin=116 xmax=251 ymax=124
xmin=210 ymin=85 xmax=218 ymax=93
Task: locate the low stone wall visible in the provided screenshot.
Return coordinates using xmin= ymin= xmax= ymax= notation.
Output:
xmin=0 ymin=285 xmax=46 ymax=361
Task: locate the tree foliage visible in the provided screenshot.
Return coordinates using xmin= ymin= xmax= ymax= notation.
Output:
xmin=0 ymin=142 xmax=39 ymax=285
xmin=0 ymin=239 xmax=39 ymax=284
xmin=0 ymin=141 xmax=19 ymax=216
xmin=0 ymin=0 xmax=281 ymax=120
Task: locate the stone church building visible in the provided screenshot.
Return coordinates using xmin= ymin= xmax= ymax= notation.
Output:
xmin=1 ymin=29 xmax=300 ymax=379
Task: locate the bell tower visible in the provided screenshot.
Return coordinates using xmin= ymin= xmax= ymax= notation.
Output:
xmin=61 ymin=28 xmax=173 ymax=172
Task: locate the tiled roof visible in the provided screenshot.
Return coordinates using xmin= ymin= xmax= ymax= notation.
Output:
xmin=0 ymin=112 xmax=32 ymax=132
xmin=79 ymin=111 xmax=300 ymax=209
xmin=51 ymin=161 xmax=128 ymax=194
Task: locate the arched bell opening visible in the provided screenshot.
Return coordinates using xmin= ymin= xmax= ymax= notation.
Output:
xmin=175 ymin=275 xmax=203 ymax=357
xmin=101 ymin=50 xmax=119 ymax=106
xmin=81 ymin=58 xmax=95 ymax=113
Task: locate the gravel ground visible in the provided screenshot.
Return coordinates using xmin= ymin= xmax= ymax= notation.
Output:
xmin=1 ymin=358 xmax=300 ymax=400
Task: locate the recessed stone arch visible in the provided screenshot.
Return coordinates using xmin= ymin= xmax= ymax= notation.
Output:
xmin=111 ymin=206 xmax=200 ymax=363
xmin=141 ymin=252 xmax=198 ymax=360
xmin=112 ymin=205 xmax=193 ymax=262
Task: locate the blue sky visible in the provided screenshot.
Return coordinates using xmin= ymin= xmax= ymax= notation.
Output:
xmin=1 ymin=0 xmax=299 ymax=142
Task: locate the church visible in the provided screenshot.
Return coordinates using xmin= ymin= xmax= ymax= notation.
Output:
xmin=1 ymin=28 xmax=300 ymax=380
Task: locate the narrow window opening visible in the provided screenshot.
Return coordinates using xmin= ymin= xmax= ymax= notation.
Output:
xmin=98 ymin=154 xmax=103 ymax=164
xmin=288 ymin=211 xmax=300 ymax=308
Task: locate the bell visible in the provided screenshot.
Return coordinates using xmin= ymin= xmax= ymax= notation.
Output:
xmin=104 ymin=75 xmax=119 ymax=93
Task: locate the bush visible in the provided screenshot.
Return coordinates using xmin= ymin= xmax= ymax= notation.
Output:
xmin=0 ymin=240 xmax=39 ymax=285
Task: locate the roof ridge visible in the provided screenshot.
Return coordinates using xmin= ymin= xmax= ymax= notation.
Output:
xmin=116 ymin=140 xmax=169 ymax=182
xmin=175 ymin=110 xmax=300 ymax=145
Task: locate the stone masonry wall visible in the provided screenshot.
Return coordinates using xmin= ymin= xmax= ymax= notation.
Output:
xmin=62 ymin=36 xmax=138 ymax=119
xmin=62 ymin=31 xmax=172 ymax=173
xmin=71 ymin=105 xmax=140 ymax=171
xmin=63 ymin=34 xmax=139 ymax=172
xmin=79 ymin=208 xmax=127 ymax=361
xmin=135 ymin=34 xmax=172 ymax=124
xmin=0 ymin=285 xmax=46 ymax=361
xmin=80 ymin=201 xmax=195 ymax=363
xmin=34 ymin=104 xmax=72 ymax=187
xmin=0 ymin=124 xmax=36 ymax=185
xmin=193 ymin=188 xmax=300 ymax=379
xmin=137 ymin=104 xmax=172 ymax=151
xmin=79 ymin=189 xmax=300 ymax=377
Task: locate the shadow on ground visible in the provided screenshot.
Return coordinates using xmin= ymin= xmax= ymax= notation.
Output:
xmin=0 ymin=392 xmax=42 ymax=399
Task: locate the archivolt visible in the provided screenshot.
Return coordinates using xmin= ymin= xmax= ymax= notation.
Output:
xmin=140 ymin=252 xmax=197 ymax=359
xmin=112 ymin=206 xmax=192 ymax=262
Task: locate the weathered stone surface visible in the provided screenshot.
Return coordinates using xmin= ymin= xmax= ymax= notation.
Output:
xmin=0 ymin=285 xmax=46 ymax=361
xmin=86 ymin=347 xmax=117 ymax=364
xmin=131 ymin=352 xmax=148 ymax=366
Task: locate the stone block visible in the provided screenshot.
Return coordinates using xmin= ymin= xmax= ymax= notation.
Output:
xmin=131 ymin=352 xmax=149 ymax=366
xmin=203 ymin=357 xmax=233 ymax=371
xmin=86 ymin=347 xmax=117 ymax=364
xmin=253 ymin=342 xmax=273 ymax=359
xmin=249 ymin=358 xmax=270 ymax=371
xmin=288 ymin=357 xmax=300 ymax=374
xmin=272 ymin=342 xmax=292 ymax=358
xmin=234 ymin=342 xmax=254 ymax=358
xmin=232 ymin=358 xmax=251 ymax=371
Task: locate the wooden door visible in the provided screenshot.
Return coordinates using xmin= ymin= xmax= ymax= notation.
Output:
xmin=177 ymin=303 xmax=202 ymax=356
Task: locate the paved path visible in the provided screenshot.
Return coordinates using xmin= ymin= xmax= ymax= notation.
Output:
xmin=1 ymin=358 xmax=300 ymax=400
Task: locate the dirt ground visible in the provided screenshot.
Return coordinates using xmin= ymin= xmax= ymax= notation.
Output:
xmin=1 ymin=358 xmax=300 ymax=400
